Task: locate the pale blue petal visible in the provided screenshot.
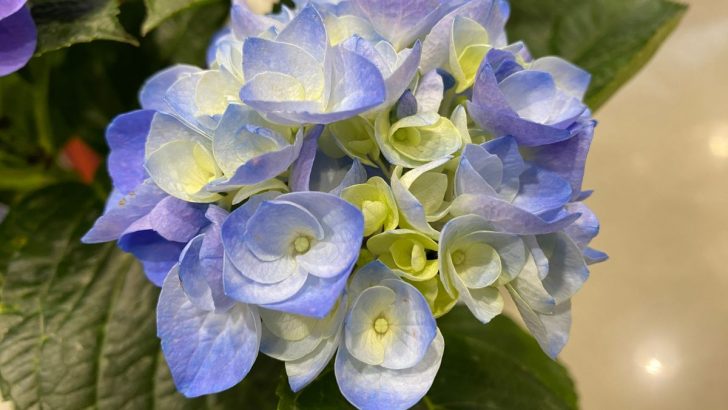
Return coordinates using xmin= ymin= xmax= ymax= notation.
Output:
xmin=231 ymin=2 xmax=282 ymax=39
xmin=382 ymin=41 xmax=422 ymax=108
xmin=335 ymin=329 xmax=444 ymax=410
xmin=148 ymin=196 xmax=209 ymax=242
xmin=530 ymin=56 xmax=590 ymax=100
xmin=179 ymin=234 xmax=234 ymax=312
xmin=82 ymin=182 xmax=166 ymax=243
xmin=450 ymin=194 xmax=581 ymax=235
xmin=287 ymin=330 xmax=341 ymax=392
xmin=455 ymin=144 xmax=502 ymax=197
xmin=415 ymin=70 xmax=444 ymax=113
xmin=289 ymin=126 xmax=324 ymax=192
xmin=329 ymin=159 xmax=368 ymax=196
xmin=211 ymin=129 xmax=303 ymax=188
xmin=511 ymin=292 xmax=571 ymax=359
xmin=347 ymin=261 xmax=400 ymax=300
xmin=538 ymin=233 xmax=589 ymax=304
xmin=158 ymin=269 xmax=261 ymax=397
xmin=145 ymin=113 xmax=209 ymax=156
xmin=262 ymin=269 xmax=351 ymax=318
xmin=352 ymin=0 xmax=452 ymax=49
xmin=282 ymin=192 xmax=364 ymax=278
xmin=223 ymin=256 xmax=308 ymax=304
xmin=244 ymin=200 xmax=324 ymax=261
xmin=276 ymin=4 xmax=327 ymax=61
xmin=499 ymin=70 xmax=558 ymax=125
xmin=482 ymin=136 xmax=524 ymax=199
xmin=325 ymin=45 xmax=387 ymax=119
xmin=139 ymin=65 xmax=200 ymax=112
xmin=242 ymin=37 xmax=325 ymax=99
xmin=512 ymin=167 xmax=572 ymax=216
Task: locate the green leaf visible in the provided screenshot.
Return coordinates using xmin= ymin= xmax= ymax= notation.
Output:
xmin=0 ymin=184 xmax=281 ymax=409
xmin=150 ymin=1 xmax=230 ymax=66
xmin=142 ymin=0 xmax=221 ymax=35
xmin=426 ymin=308 xmax=578 ymax=410
xmin=508 ymin=0 xmax=687 ymax=110
xmin=30 ymin=0 xmax=137 ymax=55
xmin=275 ymin=307 xmax=577 ymax=410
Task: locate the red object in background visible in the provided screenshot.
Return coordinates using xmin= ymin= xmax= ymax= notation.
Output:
xmin=61 ymin=137 xmax=101 ymax=184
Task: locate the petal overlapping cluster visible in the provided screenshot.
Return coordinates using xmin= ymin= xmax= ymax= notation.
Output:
xmin=84 ymin=0 xmax=606 ymax=408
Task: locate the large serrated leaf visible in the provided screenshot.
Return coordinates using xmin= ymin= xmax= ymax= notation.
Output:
xmin=275 ymin=307 xmax=577 ymax=410
xmin=508 ymin=0 xmax=687 ymax=110
xmin=29 ymin=0 xmax=137 ymax=55
xmin=0 ymin=184 xmax=281 ymax=409
xmin=142 ymin=0 xmax=219 ymax=35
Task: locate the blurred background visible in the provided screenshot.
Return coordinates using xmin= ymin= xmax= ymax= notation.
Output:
xmin=553 ymin=0 xmax=728 ymax=408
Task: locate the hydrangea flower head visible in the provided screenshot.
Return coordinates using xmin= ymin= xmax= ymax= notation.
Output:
xmin=84 ymin=0 xmax=607 ymax=406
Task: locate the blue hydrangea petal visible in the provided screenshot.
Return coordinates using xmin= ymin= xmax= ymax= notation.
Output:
xmin=512 ymin=167 xmax=573 ymax=216
xmin=527 ymin=119 xmax=595 ymax=198
xmin=148 ymin=196 xmax=209 ymax=243
xmin=537 ymin=233 xmax=590 ymax=304
xmin=106 ymin=110 xmax=155 ymax=195
xmin=244 ymin=200 xmax=325 ymax=262
xmin=455 ymin=144 xmax=502 ymax=197
xmin=282 ymin=192 xmax=364 ymax=278
xmin=508 ymin=252 xmax=557 ymax=314
xmin=0 ymin=0 xmax=25 ymax=20
xmin=309 ymin=154 xmax=368 ymax=195
xmin=287 ymin=329 xmax=342 ymax=392
xmin=498 ymin=70 xmax=558 ymax=125
xmin=511 ymin=293 xmax=571 ymax=359
xmin=482 ymin=136 xmax=524 ymax=199
xmin=0 ymin=6 xmax=36 ymax=77
xmin=179 ymin=234 xmax=234 ymax=312
xmin=261 ymin=270 xmax=350 ymax=318
xmin=352 ymin=0 xmax=453 ymax=50
xmin=139 ymin=65 xmax=200 ymax=112
xmin=276 ymin=4 xmax=327 ymax=61
xmin=324 ymin=45 xmax=387 ymax=118
xmin=120 ymin=231 xmax=185 ymax=286
xmin=381 ymin=41 xmax=422 ymax=108
xmin=223 ymin=256 xmax=308 ymax=304
xmin=452 ymin=276 xmax=504 ymax=323
xmin=145 ymin=113 xmax=209 ymax=156
xmin=450 ymin=194 xmax=581 ymax=235
xmin=212 ymin=128 xmax=304 ymax=188
xmin=242 ymin=37 xmax=325 ymax=100
xmin=290 ymin=126 xmax=324 ymax=192
xmin=584 ymin=248 xmax=608 ymax=265
xmin=157 ymin=268 xmax=261 ymax=397
xmin=230 ymin=2 xmax=283 ymax=39
xmin=530 ymin=56 xmax=590 ymax=100
xmin=347 ymin=261 xmax=400 ymax=299
xmin=415 ymin=70 xmax=444 ymax=113
xmin=421 ymin=0 xmax=510 ymax=72
xmin=82 ymin=182 xmax=167 ymax=244
xmin=335 ymin=329 xmax=444 ymax=410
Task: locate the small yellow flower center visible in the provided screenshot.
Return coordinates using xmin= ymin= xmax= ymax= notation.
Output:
xmin=293 ymin=236 xmax=311 ymax=254
xmin=452 ymin=250 xmax=466 ymax=266
xmin=373 ymin=317 xmax=390 ymax=335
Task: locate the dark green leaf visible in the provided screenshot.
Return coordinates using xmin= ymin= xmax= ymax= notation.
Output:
xmin=142 ymin=0 xmax=222 ymax=35
xmin=508 ymin=0 xmax=687 ymax=110
xmin=0 ymin=184 xmax=282 ymax=409
xmin=426 ymin=308 xmax=577 ymax=410
xmin=276 ymin=367 xmax=354 ymax=410
xmin=150 ymin=1 xmax=230 ymax=66
xmin=275 ymin=307 xmax=577 ymax=410
xmin=30 ymin=0 xmax=137 ymax=55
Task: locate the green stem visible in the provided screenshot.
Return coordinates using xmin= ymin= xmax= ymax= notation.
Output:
xmin=32 ymin=61 xmax=53 ymax=157
xmin=371 ymin=155 xmax=392 ymax=180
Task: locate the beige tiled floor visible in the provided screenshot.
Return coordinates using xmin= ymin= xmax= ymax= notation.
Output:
xmin=558 ymin=0 xmax=728 ymax=408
